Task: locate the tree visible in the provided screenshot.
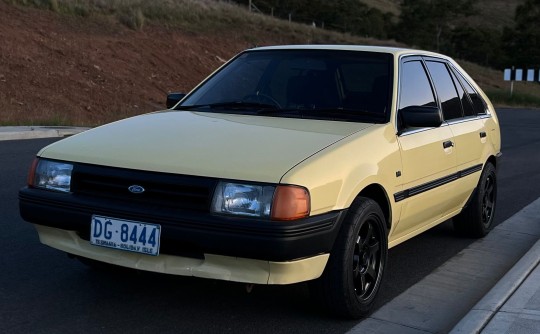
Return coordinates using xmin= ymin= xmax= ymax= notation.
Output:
xmin=502 ymin=0 xmax=540 ymax=67
xmin=450 ymin=27 xmax=504 ymax=68
xmin=395 ymin=0 xmax=477 ymax=52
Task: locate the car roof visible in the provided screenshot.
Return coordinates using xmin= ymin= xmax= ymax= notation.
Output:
xmin=250 ymin=45 xmax=451 ymax=60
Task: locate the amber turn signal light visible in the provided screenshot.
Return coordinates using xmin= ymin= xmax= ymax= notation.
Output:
xmin=27 ymin=158 xmax=39 ymax=187
xmin=271 ymin=185 xmax=310 ymax=221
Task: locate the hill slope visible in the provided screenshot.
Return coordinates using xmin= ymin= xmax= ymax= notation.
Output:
xmin=0 ymin=2 xmax=236 ymax=125
xmin=0 ymin=1 xmax=537 ymax=126
xmin=0 ymin=1 xmax=403 ymax=126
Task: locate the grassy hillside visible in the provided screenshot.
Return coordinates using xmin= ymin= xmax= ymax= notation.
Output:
xmin=0 ymin=0 xmax=537 ymax=126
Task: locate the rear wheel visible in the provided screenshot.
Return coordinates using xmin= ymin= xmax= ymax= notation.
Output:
xmin=454 ymin=162 xmax=497 ymax=238
xmin=310 ymin=197 xmax=387 ymax=318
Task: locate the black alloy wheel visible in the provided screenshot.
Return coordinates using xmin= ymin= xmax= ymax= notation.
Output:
xmin=310 ymin=197 xmax=388 ymax=318
xmin=353 ymin=218 xmax=383 ymax=301
xmin=454 ymin=162 xmax=497 ymax=238
xmin=481 ymin=172 xmax=496 ymax=228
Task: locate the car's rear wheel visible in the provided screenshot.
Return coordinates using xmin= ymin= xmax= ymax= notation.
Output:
xmin=453 ymin=162 xmax=497 ymax=238
xmin=310 ymin=197 xmax=387 ymax=318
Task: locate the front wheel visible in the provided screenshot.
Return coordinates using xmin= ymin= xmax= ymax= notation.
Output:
xmin=453 ymin=162 xmax=497 ymax=238
xmin=310 ymin=197 xmax=388 ymax=318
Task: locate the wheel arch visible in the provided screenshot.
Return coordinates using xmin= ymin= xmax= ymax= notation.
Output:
xmin=486 ymin=154 xmax=498 ymax=170
xmin=462 ymin=155 xmax=498 ymax=211
xmin=354 ymin=184 xmax=392 ymax=231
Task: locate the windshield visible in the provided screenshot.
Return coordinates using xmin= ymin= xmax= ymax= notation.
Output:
xmin=178 ymin=49 xmax=393 ymax=123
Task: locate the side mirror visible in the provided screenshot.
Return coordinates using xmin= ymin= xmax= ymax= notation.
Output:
xmin=166 ymin=92 xmax=186 ymax=109
xmin=400 ymin=106 xmax=442 ymax=128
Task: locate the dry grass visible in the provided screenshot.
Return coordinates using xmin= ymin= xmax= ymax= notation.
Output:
xmin=8 ymin=0 xmax=525 ymax=32
xmin=5 ymin=0 xmax=407 ymax=44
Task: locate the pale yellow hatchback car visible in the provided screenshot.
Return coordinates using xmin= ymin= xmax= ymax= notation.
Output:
xmin=20 ymin=45 xmax=501 ymax=318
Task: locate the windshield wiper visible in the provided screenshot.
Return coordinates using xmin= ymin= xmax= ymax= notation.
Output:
xmin=256 ymin=107 xmax=386 ymax=121
xmin=178 ymin=101 xmax=280 ymax=112
xmin=177 ymin=104 xmax=385 ymax=122
xmin=305 ymin=107 xmax=381 ymax=115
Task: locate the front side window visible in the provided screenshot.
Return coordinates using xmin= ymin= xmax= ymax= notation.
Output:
xmin=179 ymin=50 xmax=393 ymax=123
xmin=398 ymin=60 xmax=437 ymax=110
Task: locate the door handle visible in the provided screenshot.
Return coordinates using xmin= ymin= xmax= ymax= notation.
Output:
xmin=479 ymin=131 xmax=487 ymax=138
xmin=443 ymin=140 xmax=454 ymax=149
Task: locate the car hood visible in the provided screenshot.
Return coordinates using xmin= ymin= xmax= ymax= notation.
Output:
xmin=39 ymin=111 xmax=373 ymax=183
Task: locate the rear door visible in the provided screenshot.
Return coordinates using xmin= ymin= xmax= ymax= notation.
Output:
xmin=393 ymin=57 xmax=457 ymax=240
xmin=425 ymin=60 xmax=487 ymax=209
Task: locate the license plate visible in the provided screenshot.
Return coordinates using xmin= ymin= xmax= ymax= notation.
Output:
xmin=90 ymin=215 xmax=161 ymax=256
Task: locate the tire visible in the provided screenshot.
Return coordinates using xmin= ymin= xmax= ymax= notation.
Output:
xmin=310 ymin=197 xmax=388 ymax=319
xmin=453 ymin=162 xmax=497 ymax=238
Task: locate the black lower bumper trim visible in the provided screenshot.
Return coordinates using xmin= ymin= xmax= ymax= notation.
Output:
xmin=19 ymin=187 xmax=346 ymax=262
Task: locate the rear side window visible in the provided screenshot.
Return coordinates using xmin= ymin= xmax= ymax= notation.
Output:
xmin=399 ymin=60 xmax=437 ymax=110
xmin=453 ymin=68 xmax=487 ymax=114
xmin=449 ymin=69 xmax=476 ymax=117
xmin=426 ymin=61 xmax=463 ymax=120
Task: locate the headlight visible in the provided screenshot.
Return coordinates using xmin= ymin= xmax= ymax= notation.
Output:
xmin=28 ymin=158 xmax=73 ymax=193
xmin=212 ymin=182 xmax=274 ymax=217
xmin=211 ymin=181 xmax=310 ymax=220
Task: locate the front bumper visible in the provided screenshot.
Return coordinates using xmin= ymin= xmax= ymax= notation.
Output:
xmin=19 ymin=187 xmax=346 ymax=263
xmin=34 ymin=224 xmax=329 ymax=284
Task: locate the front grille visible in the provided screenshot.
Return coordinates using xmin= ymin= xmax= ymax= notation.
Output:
xmin=71 ymin=163 xmax=217 ymax=212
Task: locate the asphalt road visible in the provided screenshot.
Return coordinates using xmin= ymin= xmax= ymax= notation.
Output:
xmin=1 ymin=108 xmax=539 ymax=333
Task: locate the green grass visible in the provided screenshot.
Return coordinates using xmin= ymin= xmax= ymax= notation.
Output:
xmin=6 ymin=0 xmax=248 ymax=31
xmin=8 ymin=0 xmax=527 ymax=34
xmin=0 ymin=115 xmax=71 ymax=126
xmin=486 ymin=89 xmax=540 ymax=108
xmin=5 ymin=0 xmax=403 ymax=44
xmin=5 ymin=0 xmax=333 ymax=34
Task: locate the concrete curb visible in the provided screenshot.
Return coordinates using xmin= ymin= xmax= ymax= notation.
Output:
xmin=449 ymin=239 xmax=540 ymax=334
xmin=0 ymin=126 xmax=90 ymax=141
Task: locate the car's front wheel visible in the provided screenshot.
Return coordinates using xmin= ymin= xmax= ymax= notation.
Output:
xmin=453 ymin=162 xmax=497 ymax=237
xmin=310 ymin=197 xmax=387 ymax=318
